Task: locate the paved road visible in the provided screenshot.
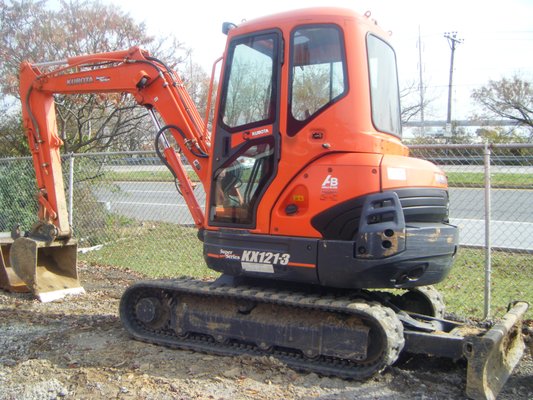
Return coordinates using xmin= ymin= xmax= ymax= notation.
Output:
xmin=449 ymin=218 xmax=533 ymax=250
xmin=93 ymin=182 xmax=533 ymax=250
xmin=449 ymin=188 xmax=533 ymax=222
xmin=448 ymin=187 xmax=533 ymax=250
xmin=93 ymin=182 xmax=206 ymax=226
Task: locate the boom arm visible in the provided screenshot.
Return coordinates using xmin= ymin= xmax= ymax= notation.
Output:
xmin=19 ymin=47 xmax=211 ymax=238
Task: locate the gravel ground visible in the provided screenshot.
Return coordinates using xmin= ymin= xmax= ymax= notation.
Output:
xmin=0 ymin=263 xmax=531 ymax=400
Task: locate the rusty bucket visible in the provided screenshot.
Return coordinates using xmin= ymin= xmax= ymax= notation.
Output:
xmin=0 ymin=235 xmax=30 ymax=293
xmin=9 ymin=236 xmax=84 ymax=302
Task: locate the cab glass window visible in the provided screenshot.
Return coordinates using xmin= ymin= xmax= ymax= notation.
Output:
xmin=367 ymin=34 xmax=401 ymax=136
xmin=288 ymin=25 xmax=347 ymax=135
xmin=221 ymin=34 xmax=277 ymax=130
xmin=210 ymin=141 xmax=274 ymax=225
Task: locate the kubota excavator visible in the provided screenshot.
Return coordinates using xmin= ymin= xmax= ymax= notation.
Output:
xmin=2 ymin=8 xmax=528 ymax=400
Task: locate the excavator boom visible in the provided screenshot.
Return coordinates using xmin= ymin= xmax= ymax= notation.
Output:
xmin=19 ymin=47 xmax=210 ymax=231
xmin=8 ymin=47 xmax=214 ymax=300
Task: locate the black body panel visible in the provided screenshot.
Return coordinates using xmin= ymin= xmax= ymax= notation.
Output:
xmin=203 ymin=230 xmax=320 ymax=284
xmin=203 ymin=223 xmax=457 ymax=289
xmin=312 ymin=188 xmax=450 ymax=240
xmin=316 ymin=223 xmax=457 ymax=288
xmin=204 ymin=188 xmax=457 ymax=289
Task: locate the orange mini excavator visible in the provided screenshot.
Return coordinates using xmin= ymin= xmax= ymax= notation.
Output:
xmin=5 ymin=8 xmax=527 ymax=399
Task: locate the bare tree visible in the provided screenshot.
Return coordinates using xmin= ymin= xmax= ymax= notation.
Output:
xmin=181 ymin=59 xmax=214 ymax=128
xmin=0 ymin=0 xmax=193 ymax=153
xmin=400 ymin=80 xmax=434 ymax=124
xmin=471 ymin=75 xmax=533 ymax=133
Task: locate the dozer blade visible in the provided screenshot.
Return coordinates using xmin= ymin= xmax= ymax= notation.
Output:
xmin=464 ymin=301 xmax=529 ymax=400
xmin=0 ymin=235 xmax=30 ymax=293
xmin=9 ymin=236 xmax=85 ymax=302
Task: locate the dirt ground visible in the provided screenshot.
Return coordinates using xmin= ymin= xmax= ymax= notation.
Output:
xmin=0 ymin=263 xmax=531 ymax=400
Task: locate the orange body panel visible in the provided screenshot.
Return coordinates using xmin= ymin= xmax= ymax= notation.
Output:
xmin=271 ymin=153 xmax=382 ymax=237
xmin=381 ymin=155 xmax=448 ymax=191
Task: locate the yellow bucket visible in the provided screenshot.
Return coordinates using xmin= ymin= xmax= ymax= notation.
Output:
xmin=9 ymin=236 xmax=84 ymax=302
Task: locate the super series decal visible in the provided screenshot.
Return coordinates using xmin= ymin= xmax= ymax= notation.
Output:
xmin=208 ymin=248 xmax=315 ymax=273
xmin=209 ymin=249 xmax=291 ymax=274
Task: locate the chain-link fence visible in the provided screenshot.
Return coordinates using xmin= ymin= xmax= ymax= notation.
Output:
xmin=1 ymin=144 xmax=532 ymax=319
xmin=410 ymin=143 xmax=532 ymax=319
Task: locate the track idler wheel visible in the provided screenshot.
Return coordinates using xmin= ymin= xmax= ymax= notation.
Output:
xmin=396 ymin=285 xmax=445 ymax=318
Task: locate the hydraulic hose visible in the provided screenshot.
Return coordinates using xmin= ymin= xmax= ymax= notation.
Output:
xmin=155 ymin=124 xmax=208 ymax=159
xmin=154 ymin=124 xmax=207 ymax=196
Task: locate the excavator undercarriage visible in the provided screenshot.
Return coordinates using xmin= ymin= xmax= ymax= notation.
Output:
xmin=120 ymin=278 xmax=528 ymax=399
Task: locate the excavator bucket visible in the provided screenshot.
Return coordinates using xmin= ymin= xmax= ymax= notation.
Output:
xmin=0 ymin=235 xmax=30 ymax=293
xmin=464 ymin=301 xmax=529 ymax=400
xmin=9 ymin=236 xmax=84 ymax=302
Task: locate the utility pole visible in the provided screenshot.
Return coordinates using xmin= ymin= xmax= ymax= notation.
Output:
xmin=444 ymin=32 xmax=463 ymax=136
xmin=418 ymin=26 xmax=425 ymax=134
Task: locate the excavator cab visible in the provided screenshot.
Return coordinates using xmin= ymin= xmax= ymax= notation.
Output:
xmin=201 ymin=11 xmax=458 ymax=290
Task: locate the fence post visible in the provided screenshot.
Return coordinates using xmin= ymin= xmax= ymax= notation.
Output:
xmin=483 ymin=142 xmax=492 ymax=319
xmin=68 ymin=153 xmax=75 ymax=228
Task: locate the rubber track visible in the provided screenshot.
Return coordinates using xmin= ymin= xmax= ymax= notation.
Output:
xmin=120 ymin=278 xmax=405 ymax=380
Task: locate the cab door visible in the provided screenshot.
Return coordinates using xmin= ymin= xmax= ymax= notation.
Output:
xmin=208 ymin=30 xmax=282 ymax=229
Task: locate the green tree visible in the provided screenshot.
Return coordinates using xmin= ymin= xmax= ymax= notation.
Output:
xmin=0 ymin=160 xmax=37 ymax=231
xmin=0 ymin=111 xmax=27 ymax=156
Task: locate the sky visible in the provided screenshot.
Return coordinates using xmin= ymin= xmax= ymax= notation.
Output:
xmin=105 ymin=0 xmax=532 ymax=122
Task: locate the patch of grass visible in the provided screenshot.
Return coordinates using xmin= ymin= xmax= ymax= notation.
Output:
xmin=447 ymin=172 xmax=533 ymax=188
xmin=80 ymin=222 xmax=216 ymax=279
xmin=436 ymin=248 xmax=533 ymax=319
